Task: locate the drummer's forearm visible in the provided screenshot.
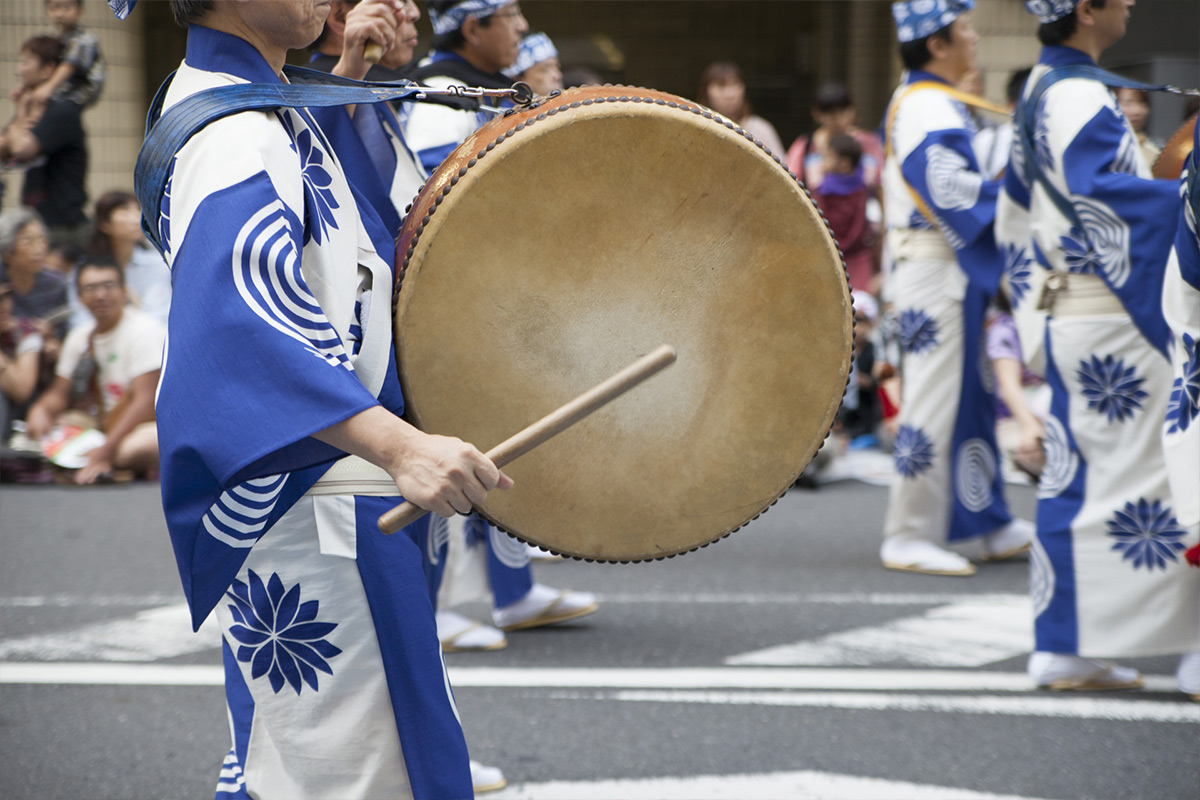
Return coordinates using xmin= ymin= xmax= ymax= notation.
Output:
xmin=312 ymin=405 xmax=418 ymax=477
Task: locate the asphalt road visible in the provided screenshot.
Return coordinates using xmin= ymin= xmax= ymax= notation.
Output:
xmin=1 ymin=478 xmax=1196 ymax=800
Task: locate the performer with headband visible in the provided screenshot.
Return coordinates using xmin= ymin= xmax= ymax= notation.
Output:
xmin=880 ymin=0 xmax=1033 ymax=577
xmin=1163 ymin=117 xmax=1200 ymax=699
xmin=996 ymin=0 xmax=1200 ymax=692
xmin=503 ymin=32 xmax=563 ymax=97
xmin=112 ymin=0 xmax=515 ymax=796
xmin=402 ymin=0 xmax=599 ymax=652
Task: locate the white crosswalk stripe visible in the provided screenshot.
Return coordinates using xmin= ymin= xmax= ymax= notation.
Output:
xmin=726 ymin=598 xmax=1033 ymax=667
xmin=487 ymin=769 xmax=1067 ymax=800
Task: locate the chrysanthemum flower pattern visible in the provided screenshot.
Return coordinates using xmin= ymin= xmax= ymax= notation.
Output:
xmin=894 ymin=424 xmax=935 ymax=479
xmin=1077 ymin=354 xmax=1147 ymax=424
xmin=1106 ymin=498 xmax=1187 ymax=572
xmin=226 ymin=570 xmax=342 ymax=695
xmin=1060 ymin=229 xmax=1100 ymax=275
xmin=1166 ymin=333 xmax=1200 ymax=434
xmin=280 ymin=113 xmax=340 ymax=245
xmin=897 ymin=308 xmax=940 ymax=355
xmin=1002 ymin=242 xmax=1033 ymax=307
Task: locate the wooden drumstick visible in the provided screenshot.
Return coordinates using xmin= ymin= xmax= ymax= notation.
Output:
xmin=378 ymin=344 xmax=677 ymax=534
xmin=364 ymin=42 xmax=383 ymax=63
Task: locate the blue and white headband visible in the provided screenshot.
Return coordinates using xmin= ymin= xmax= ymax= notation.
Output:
xmin=503 ymin=33 xmax=557 ymax=78
xmin=429 ymin=0 xmax=514 ymax=36
xmin=892 ymin=0 xmax=975 ymax=44
xmin=106 ymin=0 xmax=137 ymax=20
xmin=1024 ymin=0 xmax=1081 ymax=23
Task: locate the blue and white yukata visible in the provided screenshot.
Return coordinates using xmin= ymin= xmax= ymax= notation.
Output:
xmin=1162 ymin=119 xmax=1200 ymax=532
xmin=154 ymin=27 xmax=471 ymax=800
xmin=995 ymin=45 xmax=1200 ymax=657
xmin=881 ymin=70 xmax=1014 ymax=547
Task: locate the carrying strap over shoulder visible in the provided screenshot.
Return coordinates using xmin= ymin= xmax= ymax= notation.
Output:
xmin=1015 ymin=63 xmax=1198 ymax=229
xmin=134 ymin=65 xmax=525 ymax=257
xmin=884 ymin=81 xmax=1009 ymax=230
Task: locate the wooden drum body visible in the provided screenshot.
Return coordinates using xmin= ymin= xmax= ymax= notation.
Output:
xmin=394 ymin=85 xmax=853 ymax=561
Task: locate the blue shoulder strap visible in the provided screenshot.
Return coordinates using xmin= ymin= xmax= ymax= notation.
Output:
xmin=134 ymin=66 xmax=428 ymax=256
xmin=1015 ymin=64 xmax=1195 ymax=228
xmin=1188 ymin=130 xmax=1200 ymax=227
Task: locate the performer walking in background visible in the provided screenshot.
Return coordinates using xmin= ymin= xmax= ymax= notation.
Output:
xmin=1162 ymin=112 xmax=1200 ymax=700
xmin=880 ymin=0 xmax=1033 ymax=577
xmin=997 ymin=0 xmax=1200 ymax=692
xmin=119 ymin=0 xmax=514 ymax=796
xmin=403 ymin=0 xmax=599 ymax=652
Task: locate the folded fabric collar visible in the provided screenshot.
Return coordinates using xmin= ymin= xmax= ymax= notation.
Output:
xmin=429 ymin=0 xmax=512 ymax=36
xmin=1025 ymin=0 xmax=1080 ymax=24
xmin=185 ymin=25 xmax=283 ymax=85
xmin=891 ymin=0 xmax=974 ymax=44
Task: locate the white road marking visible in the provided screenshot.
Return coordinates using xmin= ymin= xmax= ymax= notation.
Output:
xmin=727 ymin=598 xmax=1032 ymax=667
xmin=0 ymin=592 xmax=1027 ymax=607
xmin=0 ymin=603 xmax=221 ymax=662
xmin=0 ymin=662 xmax=1180 ymax=694
xmin=602 ymin=689 xmax=1199 ymax=724
xmin=488 ymin=769 xmax=1065 ymax=800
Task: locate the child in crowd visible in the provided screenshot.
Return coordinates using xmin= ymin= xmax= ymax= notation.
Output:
xmin=837 ymin=289 xmax=883 ymax=445
xmin=29 ymin=0 xmax=106 ymax=111
xmin=986 ymin=292 xmax=1047 ymax=482
xmin=46 ymin=241 xmax=84 ymax=278
xmin=813 ymin=133 xmax=876 ymax=292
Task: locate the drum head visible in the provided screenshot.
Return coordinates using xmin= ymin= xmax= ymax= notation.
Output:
xmin=395 ymin=86 xmax=853 ymax=561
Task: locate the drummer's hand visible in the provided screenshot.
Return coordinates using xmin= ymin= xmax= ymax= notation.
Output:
xmin=391 ymin=431 xmax=514 ymax=518
xmin=334 ymin=0 xmax=402 ymax=81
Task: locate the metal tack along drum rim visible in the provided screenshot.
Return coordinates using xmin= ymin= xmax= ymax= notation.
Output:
xmin=393 ymin=84 xmax=854 ymax=562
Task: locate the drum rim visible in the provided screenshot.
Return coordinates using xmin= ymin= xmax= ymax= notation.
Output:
xmin=394 ymin=84 xmax=856 ymax=563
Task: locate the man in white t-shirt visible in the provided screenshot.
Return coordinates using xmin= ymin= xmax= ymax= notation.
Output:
xmin=27 ymin=256 xmax=163 ymax=483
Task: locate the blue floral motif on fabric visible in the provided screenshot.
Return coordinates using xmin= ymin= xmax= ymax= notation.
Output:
xmin=225 ymin=570 xmax=342 ymax=695
xmin=1002 ymin=242 xmax=1033 ymax=307
xmin=1077 ymin=354 xmax=1148 ymax=424
xmin=1034 ymin=102 xmax=1054 ymax=173
xmin=897 ymin=308 xmax=940 ymax=355
xmin=894 ymin=424 xmax=935 ymax=478
xmin=1106 ymin=498 xmax=1188 ymax=571
xmin=1059 ymin=228 xmax=1100 ymax=275
xmin=1166 ymin=332 xmax=1200 ymax=434
xmin=160 ymin=164 xmax=175 ymax=257
xmin=1112 ymin=130 xmax=1141 ymax=176
xmin=279 ymin=112 xmax=340 ymax=246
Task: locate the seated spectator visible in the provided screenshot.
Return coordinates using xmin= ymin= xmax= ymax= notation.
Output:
xmin=503 ymin=33 xmax=563 ymax=96
xmin=0 ymin=208 xmax=67 ymax=375
xmin=697 ymin=61 xmax=785 ymax=156
xmin=45 ymin=240 xmax=84 ymax=278
xmin=812 ymin=133 xmax=876 ymax=292
xmin=837 ymin=289 xmax=883 ymax=444
xmin=26 ymin=256 xmax=162 ymax=484
xmin=0 ymin=36 xmax=90 ymax=248
xmin=0 ymin=283 xmax=44 ymax=444
xmin=69 ymin=191 xmax=171 ymax=329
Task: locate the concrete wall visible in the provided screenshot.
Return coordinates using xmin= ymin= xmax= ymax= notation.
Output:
xmin=2 ymin=0 xmax=146 ymax=213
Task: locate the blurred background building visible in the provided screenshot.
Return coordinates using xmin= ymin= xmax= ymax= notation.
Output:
xmin=1 ymin=0 xmax=1196 ymax=212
